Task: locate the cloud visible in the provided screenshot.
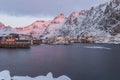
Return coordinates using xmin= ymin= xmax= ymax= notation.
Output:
xmin=0 ymin=0 xmax=107 ymax=27
xmin=0 ymin=13 xmax=53 ymax=27
xmin=0 ymin=0 xmax=107 ymax=16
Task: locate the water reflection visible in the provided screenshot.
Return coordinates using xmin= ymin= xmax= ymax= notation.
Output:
xmin=0 ymin=43 xmax=120 ymax=80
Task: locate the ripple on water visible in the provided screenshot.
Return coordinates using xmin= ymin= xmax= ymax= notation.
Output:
xmin=84 ymin=46 xmax=111 ymax=50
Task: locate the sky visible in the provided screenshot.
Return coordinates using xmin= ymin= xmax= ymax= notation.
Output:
xmin=0 ymin=0 xmax=107 ymax=27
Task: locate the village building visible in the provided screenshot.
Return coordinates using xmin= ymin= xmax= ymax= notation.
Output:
xmin=0 ymin=34 xmax=32 ymax=48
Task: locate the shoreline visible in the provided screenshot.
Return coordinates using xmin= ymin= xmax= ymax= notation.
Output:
xmin=0 ymin=70 xmax=71 ymax=80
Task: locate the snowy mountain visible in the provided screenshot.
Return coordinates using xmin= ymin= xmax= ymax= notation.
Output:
xmin=40 ymin=13 xmax=66 ymax=39
xmin=41 ymin=0 xmax=120 ymax=43
xmin=0 ymin=22 xmax=5 ymax=29
xmin=0 ymin=25 xmax=16 ymax=35
xmin=0 ymin=0 xmax=120 ymax=44
xmin=15 ymin=13 xmax=66 ymax=39
xmin=0 ymin=14 xmax=65 ymax=38
xmin=16 ymin=20 xmax=51 ymax=38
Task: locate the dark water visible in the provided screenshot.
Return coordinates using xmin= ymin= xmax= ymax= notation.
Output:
xmin=0 ymin=43 xmax=120 ymax=80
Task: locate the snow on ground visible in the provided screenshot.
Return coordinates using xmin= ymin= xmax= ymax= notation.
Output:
xmin=0 ymin=70 xmax=11 ymax=80
xmin=0 ymin=70 xmax=71 ymax=80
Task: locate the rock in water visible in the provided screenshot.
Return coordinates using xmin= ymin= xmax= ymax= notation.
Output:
xmin=56 ymin=75 xmax=72 ymax=80
xmin=0 ymin=70 xmax=11 ymax=80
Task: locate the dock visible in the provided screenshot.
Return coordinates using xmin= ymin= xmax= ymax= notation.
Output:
xmin=0 ymin=42 xmax=30 ymax=48
xmin=33 ymin=40 xmax=41 ymax=45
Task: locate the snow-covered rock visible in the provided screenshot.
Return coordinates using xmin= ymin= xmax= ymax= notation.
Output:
xmin=0 ymin=70 xmax=71 ymax=80
xmin=55 ymin=75 xmax=71 ymax=80
xmin=34 ymin=72 xmax=54 ymax=80
xmin=0 ymin=70 xmax=11 ymax=80
xmin=12 ymin=72 xmax=71 ymax=80
xmin=12 ymin=76 xmax=34 ymax=80
xmin=0 ymin=26 xmax=16 ymax=35
xmin=0 ymin=22 xmax=5 ymax=29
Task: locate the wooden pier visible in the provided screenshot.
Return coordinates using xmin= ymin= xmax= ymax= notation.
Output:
xmin=33 ymin=40 xmax=41 ymax=45
xmin=0 ymin=43 xmax=30 ymax=48
xmin=0 ymin=34 xmax=42 ymax=48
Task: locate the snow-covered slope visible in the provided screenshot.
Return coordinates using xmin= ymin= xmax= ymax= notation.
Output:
xmin=14 ymin=13 xmax=66 ymax=39
xmin=56 ymin=2 xmax=109 ymax=37
xmin=41 ymin=13 xmax=66 ymax=39
xmin=0 ymin=26 xmax=16 ymax=34
xmin=41 ymin=1 xmax=109 ymax=38
xmin=0 ymin=0 xmax=120 ymax=44
xmin=16 ymin=20 xmax=51 ymax=38
xmin=0 ymin=22 xmax=17 ymax=34
xmin=0 ymin=22 xmax=4 ymax=29
xmin=41 ymin=0 xmax=120 ymax=43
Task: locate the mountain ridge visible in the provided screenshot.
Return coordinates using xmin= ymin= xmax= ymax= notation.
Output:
xmin=0 ymin=0 xmax=120 ymax=44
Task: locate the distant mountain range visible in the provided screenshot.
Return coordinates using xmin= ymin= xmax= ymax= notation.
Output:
xmin=0 ymin=0 xmax=120 ymax=44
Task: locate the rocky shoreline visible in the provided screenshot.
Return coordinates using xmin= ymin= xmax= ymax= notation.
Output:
xmin=40 ymin=35 xmax=120 ymax=45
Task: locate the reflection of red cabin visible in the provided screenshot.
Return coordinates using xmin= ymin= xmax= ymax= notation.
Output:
xmin=5 ymin=35 xmax=16 ymax=43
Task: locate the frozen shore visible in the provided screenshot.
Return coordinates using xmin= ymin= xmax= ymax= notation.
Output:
xmin=0 ymin=70 xmax=71 ymax=80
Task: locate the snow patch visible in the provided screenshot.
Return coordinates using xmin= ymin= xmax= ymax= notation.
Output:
xmin=0 ymin=70 xmax=71 ymax=80
xmin=0 ymin=70 xmax=11 ymax=80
